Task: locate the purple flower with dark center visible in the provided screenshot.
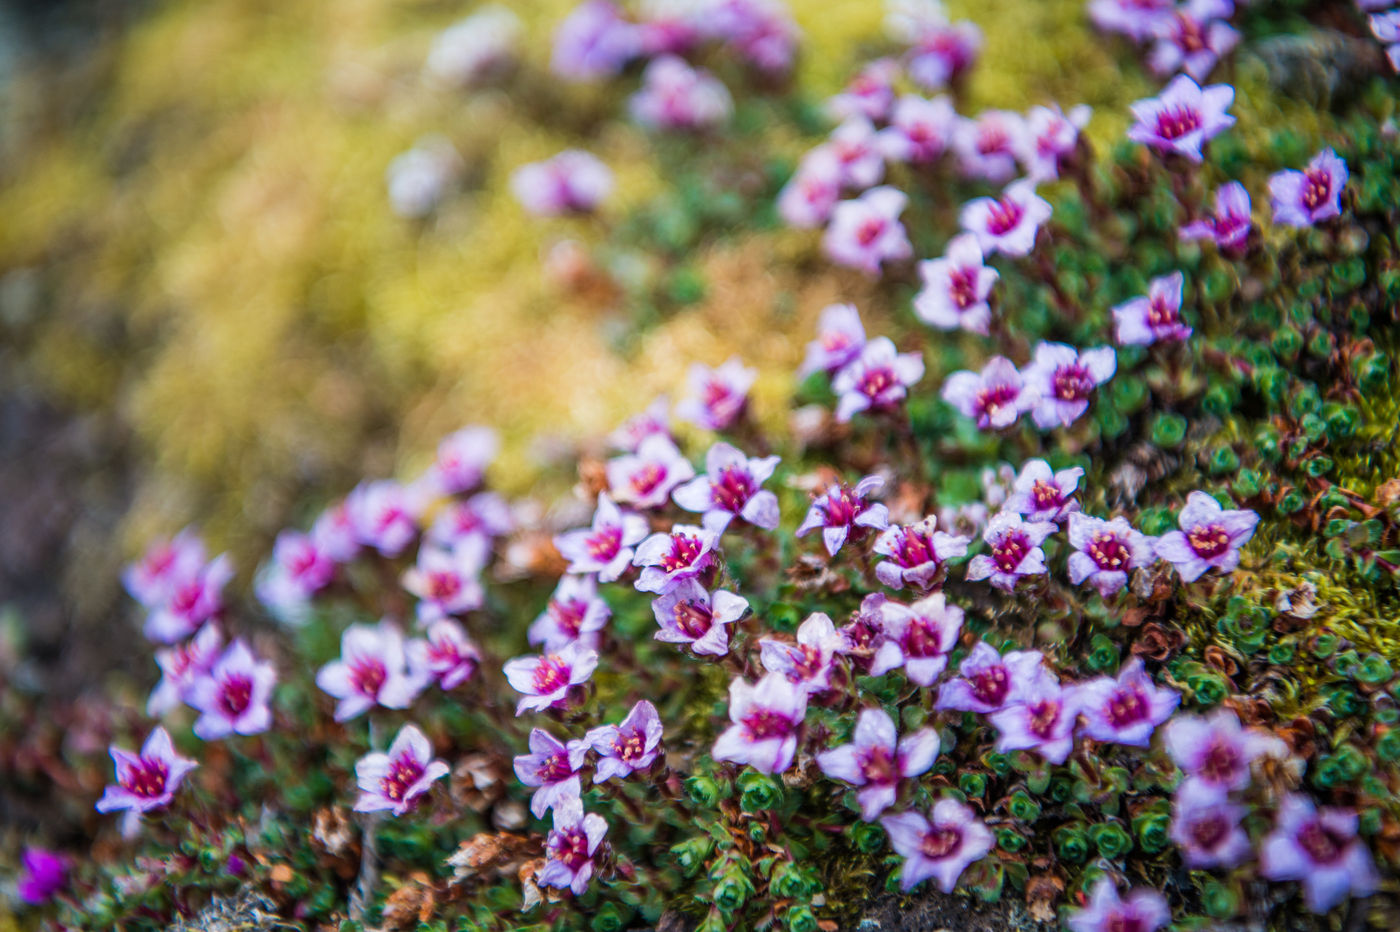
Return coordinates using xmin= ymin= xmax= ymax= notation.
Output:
xmin=1171 ymin=779 xmax=1252 ymax=868
xmin=1180 ymin=181 xmax=1252 ymax=255
xmin=96 ymin=727 xmax=198 ymax=816
xmin=346 ymin=479 xmax=420 ymax=557
xmin=427 ymin=491 xmax=514 ymax=548
xmin=629 ymin=55 xmax=733 ymax=131
xmin=1269 ymin=148 xmax=1348 ymax=228
xmin=827 ymin=58 xmax=901 ymax=122
xmin=403 ymin=538 xmax=489 ymax=624
xmin=1149 ymin=0 xmax=1239 ymax=82
xmin=823 ymin=116 xmax=886 ymax=191
xmin=551 ymin=0 xmax=639 ymax=81
xmin=1260 ymin=794 xmax=1379 ymax=913
xmin=966 ymin=511 xmax=1056 ymax=591
xmin=1018 ymin=103 xmax=1091 ymax=181
xmin=17 ymin=847 xmax=67 ymax=905
xmin=1067 ymin=513 xmax=1156 ymax=598
xmin=1078 ymin=658 xmax=1180 ymax=746
xmin=632 ymin=524 xmax=719 ymax=594
xmin=1163 ymin=708 xmax=1288 ymax=796
xmin=870 ymin=593 xmax=964 ymax=686
xmin=904 ymin=22 xmax=982 ymax=90
xmin=877 ymin=94 xmax=956 ymax=164
xmin=832 ymin=336 xmax=925 ymax=422
xmin=873 ymin=516 xmax=971 ymax=591
xmin=881 ymin=800 xmax=994 ymax=893
xmin=1155 ymin=491 xmax=1259 ymax=582
xmin=1003 ymin=459 xmax=1084 ymax=523
xmin=817 ymin=707 xmax=938 ymax=821
xmin=672 ymin=441 xmax=780 ymax=533
xmin=914 ymin=233 xmax=999 ymax=335
xmin=935 ymin=642 xmax=1047 ymax=714
xmin=778 ymin=148 xmax=842 ymax=229
xmin=1127 ymin=74 xmax=1235 ymax=162
xmin=1089 ymin=0 xmax=1174 ymax=39
xmin=799 ymin=303 xmax=866 ymax=378
xmin=190 ymin=640 xmax=276 ymax=740
xmin=823 ymin=186 xmax=914 ymax=276
xmin=407 ymin=619 xmax=481 ymax=690
xmin=430 ymin=425 xmax=498 ymax=494
xmin=355 ymin=724 xmax=448 ymax=817
xmin=941 ymin=356 xmax=1031 ymax=430
xmin=759 ymin=612 xmax=851 ymax=693
xmin=953 ymin=110 xmax=1027 ymax=183
xmin=796 ymin=474 xmax=890 ymax=556
xmin=586 ymin=700 xmax=664 ymax=783
xmin=143 ymin=554 xmax=234 ymax=644
xmin=606 ymin=434 xmax=694 ymax=511
xmin=1067 ymin=878 xmax=1170 ymax=932
xmin=503 ymin=642 xmax=599 ymax=715
xmin=514 ymin=728 xmax=588 ymax=818
xmin=704 ymin=0 xmax=799 ymax=74
xmin=677 ymin=358 xmax=756 ymax=432
xmin=712 ymin=672 xmax=808 ymax=774
xmin=1113 ymin=271 xmax=1193 ymax=345
xmin=609 ymin=396 xmax=671 ymax=453
xmin=651 ymin=579 xmax=748 ymax=656
xmin=959 ymin=179 xmax=1053 ymax=257
xmin=317 ymin=622 xmax=425 ymax=721
xmin=539 ymin=797 xmax=608 ymax=895
xmin=1023 ymin=342 xmax=1117 ymax=429
xmin=554 ymin=494 xmax=649 ymax=582
xmin=148 ymin=623 xmax=222 ymax=717
xmin=312 ymin=501 xmax=360 ymax=563
xmin=264 ymin=529 xmax=335 ymax=603
xmin=123 ymin=529 xmax=207 ymax=608
xmin=529 ymin=575 xmax=611 ymax=652
xmin=511 ymin=150 xmax=613 ymax=217
xmin=988 ymin=674 xmax=1080 ymax=764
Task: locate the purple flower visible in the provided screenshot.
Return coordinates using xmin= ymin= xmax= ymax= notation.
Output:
xmin=427 ymin=491 xmax=514 ymax=548
xmin=1127 ymin=74 xmax=1235 ymax=162
xmin=1171 ymin=779 xmax=1251 ymax=868
xmin=966 ymin=511 xmax=1056 ymax=591
xmin=989 ymin=674 xmax=1080 ymax=764
xmin=798 ymin=302 xmax=866 ymax=378
xmin=354 ymin=724 xmax=449 ymax=817
xmin=632 ymin=524 xmax=719 ymax=594
xmin=1114 ymin=271 xmax=1193 ymax=345
xmin=431 ymin=425 xmax=498 ymax=494
xmin=778 ymin=149 xmax=842 ymax=229
xmin=677 ymin=358 xmax=756 ymax=432
xmin=1003 ymin=459 xmax=1084 ymax=523
xmin=190 ymin=640 xmax=276 ymax=740
xmin=263 ymin=529 xmax=335 ymax=604
xmin=1149 ymin=0 xmax=1239 ymax=81
xmin=96 ymin=726 xmax=198 ymax=816
xmin=827 ymin=58 xmax=901 ymax=122
xmin=386 ymin=138 xmax=461 ymax=218
xmin=1269 ymin=148 xmax=1347 ymax=227
xmin=759 ymin=612 xmax=851 ymax=693
xmin=712 ymin=672 xmax=808 ymax=774
xmin=796 ymin=474 xmax=890 ymax=556
xmin=935 ymin=642 xmax=1047 ymax=714
xmin=1180 ymin=181 xmax=1252 ymax=254
xmin=1260 ymin=794 xmax=1379 ymax=913
xmin=529 ymin=575 xmax=611 ymax=652
xmin=1067 ymin=513 xmax=1156 ymax=598
xmin=346 ymin=479 xmax=419 ymax=557
xmin=873 ymin=516 xmax=971 ymax=591
xmin=823 ymin=116 xmax=885 ymax=191
xmin=551 ymin=0 xmax=639 ymax=81
xmin=914 ymin=233 xmax=999 ymax=335
xmin=316 ymin=621 xmax=425 ymax=721
xmin=554 ymin=494 xmax=649 ymax=582
xmin=539 ymin=797 xmax=608 ymax=895
xmin=958 ymin=179 xmax=1052 ymax=257
xmin=312 ymin=501 xmax=360 ymax=563
xmin=17 ymin=847 xmax=67 ymax=905
xmin=123 ymin=529 xmax=207 ymax=608
xmin=511 ymin=150 xmax=613 ymax=217
xmin=1022 ymin=342 xmax=1117 ymax=429
xmin=953 ymin=110 xmax=1027 ymax=183
xmin=1078 ymin=658 xmax=1180 ymax=747
xmin=606 ymin=434 xmax=694 ymax=510
xmin=403 ymin=538 xmax=488 ymax=624
xmin=817 ymin=708 xmax=938 ymax=821
xmin=941 ymin=356 xmax=1030 ymax=430
xmin=877 ymin=94 xmax=956 ymax=164
xmin=870 ymin=593 xmax=964 ymax=686
xmin=1163 ymin=708 xmax=1287 ymax=796
xmin=424 ymin=6 xmax=521 ymax=89
xmin=514 ymin=728 xmax=588 ymax=818
xmin=881 ymin=799 xmax=994 ymax=893
xmin=609 ymin=396 xmax=671 ymax=453
xmin=1155 ymin=491 xmax=1259 ymax=582
xmin=823 ymin=186 xmax=913 ymax=276
xmin=143 ymin=553 xmax=233 ymax=645
xmin=586 ymin=700 xmax=664 ymax=782
xmin=672 ymin=441 xmax=780 ymax=533
xmin=832 ymin=336 xmax=925 ymax=422
xmin=503 ymin=642 xmax=599 ymax=715
xmin=630 ymin=56 xmax=733 ymax=131
xmin=904 ymin=22 xmax=982 ymax=90
xmin=148 ymin=623 xmax=222 ymax=717
xmin=651 ymin=579 xmax=748 ymax=656
xmin=1018 ymin=103 xmax=1091 ymax=181
xmin=705 ymin=0 xmax=799 ymax=74
xmin=1067 ymin=878 xmax=1170 ymax=932
xmin=407 ymin=619 xmax=481 ymax=690
xmin=1089 ymin=0 xmax=1174 ymax=39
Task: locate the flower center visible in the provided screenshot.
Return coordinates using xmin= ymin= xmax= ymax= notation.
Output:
xmin=350 ymin=658 xmax=387 ymax=698
xmin=123 ymin=757 xmax=170 ymax=799
xmin=792 ymin=643 xmax=825 ymax=679
xmin=971 ymin=665 xmax=1009 ymax=705
xmin=976 ymin=125 xmax=1010 ymax=157
xmin=170 ymin=582 xmax=203 ymax=617
xmin=381 ymin=753 xmax=425 ymax=802
xmin=948 ymin=266 xmax=978 ymax=309
xmin=630 ymin=463 xmax=666 ymax=497
xmin=1301 ymin=168 xmax=1331 ymax=211
xmin=985 ymin=197 xmax=1024 ymax=236
xmin=903 ymin=616 xmax=942 ymax=658
xmin=821 ymin=332 xmax=852 ymax=353
xmin=1088 ymin=531 xmax=1129 ymax=570
xmin=1107 ymin=687 xmax=1148 ymax=727
xmin=216 ymin=674 xmax=253 ymax=718
xmin=425 ymin=570 xmax=462 ymax=602
xmin=586 ymin=525 xmax=622 ymax=561
xmin=1296 ymin=820 xmax=1347 ymax=865
xmin=711 ymin=466 xmax=756 ymax=513
xmin=1189 ymin=812 xmax=1229 ymax=851
xmin=1188 ymin=523 xmax=1231 ymax=558
xmin=614 ymin=730 xmax=648 ymax=763
xmin=975 ymin=382 xmax=1021 ymax=421
xmin=427 ymin=635 xmax=463 ymax=668
xmin=1028 ymin=699 xmax=1062 ymax=738
xmin=538 ymin=750 xmax=574 ymax=783
xmin=552 ymin=827 xmax=592 ymax=870
xmin=674 ymin=600 xmax=714 ymax=639
xmin=920 ymin=826 xmax=962 ymax=859
xmin=822 ymin=486 xmax=863 ymax=526
xmin=532 ymin=655 xmax=571 ymax=694
xmin=860 ymin=744 xmax=898 ymax=785
xmin=1052 ymin=363 xmax=1094 ymax=402
xmin=1031 ymin=479 xmax=1063 ymax=511
xmin=855 ymin=216 xmax=887 ymax=247
xmin=1104 ymin=914 xmax=1150 ymax=932
xmin=894 ymin=527 xmax=934 ymax=567
xmin=703 ymin=379 xmax=734 ymax=410
xmin=660 ymin=534 xmax=705 ymax=573
xmin=1174 ymin=13 xmax=1205 ymax=53
xmin=992 ymin=531 xmax=1030 ymax=573
xmin=1154 ymin=104 xmax=1201 ymax=141
xmin=743 ymin=708 xmax=793 ymax=740
xmin=549 ymin=597 xmax=589 ymax=639
xmin=1146 ymin=294 xmax=1179 ymax=328
xmin=858 ymin=366 xmax=896 ymax=399
xmin=1199 ymin=740 xmax=1241 ymax=785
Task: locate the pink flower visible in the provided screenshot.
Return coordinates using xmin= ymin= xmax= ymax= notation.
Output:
xmin=402 ymin=538 xmax=489 ymax=624
xmin=190 ymin=640 xmax=276 ymax=740
xmin=1171 ymin=779 xmax=1251 ymax=868
xmin=966 ymin=511 xmax=1056 ymax=591
xmin=873 ymin=516 xmax=971 ymax=591
xmin=935 ymin=642 xmax=1047 ymax=713
xmin=914 ymin=233 xmax=999 ymax=335
xmin=346 ymin=479 xmax=419 ymax=557
xmin=958 ymin=179 xmax=1053 ymax=257
xmin=832 ymin=336 xmax=925 ymax=422
xmin=316 ymin=621 xmax=425 ymax=721
xmin=1003 ymin=459 xmax=1084 ymax=523
xmin=881 ymin=799 xmax=994 ymax=893
xmin=822 ymin=117 xmax=885 ymax=191
xmin=778 ymin=149 xmax=842 ymax=229
xmin=148 ymin=623 xmax=222 ymax=717
xmin=629 ymin=55 xmax=733 ymax=131
xmin=96 ymin=727 xmax=197 ymax=816
xmin=551 ymin=0 xmax=640 ymax=81
xmin=407 ymin=619 xmax=481 ymax=690
xmin=676 ymin=358 xmax=756 ymax=432
xmin=798 ymin=302 xmax=866 ymax=378
xmin=988 ymin=674 xmax=1080 ymax=763
xmin=17 ymin=847 xmax=67 ymax=905
xmin=427 ymin=492 xmax=514 ymax=548
xmin=1260 ymin=794 xmax=1379 ymax=913
xmin=503 ymin=642 xmax=599 ymax=714
xmin=632 ymin=524 xmax=719 ymax=594
xmin=1017 ymin=103 xmax=1091 ymax=181
xmin=606 ymin=434 xmax=694 ymax=511
xmin=941 ymin=356 xmax=1030 ymax=429
xmin=587 ymin=700 xmax=664 ymax=782
xmin=553 ymin=494 xmax=649 ymax=582
xmin=817 ymin=708 xmax=938 ymax=821
xmin=1077 ymin=658 xmax=1180 ymax=745
xmin=1113 ymin=271 xmax=1193 ymax=345
xmin=1269 ymin=148 xmax=1348 ymax=228
xmin=431 ymin=426 xmax=499 ymax=494
xmin=123 ymin=529 xmax=207 ymax=608
xmin=529 ymin=575 xmax=611 ymax=652
xmin=1126 ymin=74 xmax=1236 ymax=162
xmin=354 ymin=724 xmax=449 ymax=817
xmin=759 ymin=612 xmax=851 ymax=693
xmin=827 ymin=58 xmax=901 ymax=122
xmin=1022 ymin=342 xmax=1117 ymax=429
xmin=143 ymin=554 xmax=234 ymax=644
xmin=1067 ymin=513 xmax=1156 ymax=597
xmin=514 ymin=728 xmax=588 ymax=818
xmin=704 ymin=0 xmax=798 ymax=74
xmin=796 ymin=474 xmax=890 ymax=556
xmin=265 ymin=530 xmax=335 ymax=602
xmin=712 ymin=672 xmax=808 ymax=774
xmin=870 ymin=593 xmax=964 ymax=686
xmin=1179 ymin=181 xmax=1252 ymax=254
xmin=1163 ymin=709 xmax=1288 ymax=796
xmin=539 ymin=797 xmax=609 ymax=895
xmin=511 ymin=150 xmax=614 ymax=217
xmin=904 ymin=22 xmax=982 ymax=90
xmin=1088 ymin=0 xmax=1174 ymax=40
xmin=877 ymin=94 xmax=956 ymax=164
xmin=953 ymin=110 xmax=1027 ymax=183
xmin=312 ymin=502 xmax=360 ymax=563
xmin=651 ymin=579 xmax=748 ymax=656
xmin=1149 ymin=0 xmax=1239 ymax=81
xmin=1154 ymin=491 xmax=1259 ymax=582
xmin=823 ymin=186 xmax=913 ymax=276
xmin=609 ymin=396 xmax=672 ymax=452
xmin=672 ymin=441 xmax=781 ymax=533
xmin=1067 ymin=878 xmax=1170 ymax=932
